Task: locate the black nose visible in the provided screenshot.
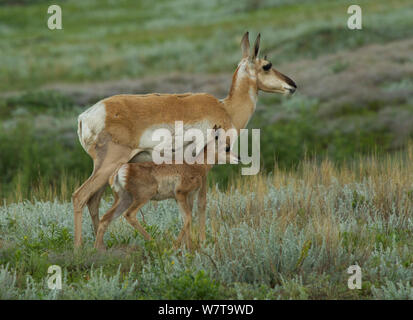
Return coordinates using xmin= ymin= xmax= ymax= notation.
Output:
xmin=283 ymin=75 xmax=297 ymax=89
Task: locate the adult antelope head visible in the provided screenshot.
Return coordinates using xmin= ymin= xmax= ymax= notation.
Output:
xmin=241 ymin=31 xmax=296 ymax=94
xmin=223 ymin=32 xmax=297 ymax=130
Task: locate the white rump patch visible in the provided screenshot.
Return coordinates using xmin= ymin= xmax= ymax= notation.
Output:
xmin=111 ymin=164 xmax=128 ymax=192
xmin=77 ymin=101 xmax=106 ymax=152
xmin=152 ymin=174 xmax=181 ymax=201
xmin=117 ymin=164 xmax=129 ymax=189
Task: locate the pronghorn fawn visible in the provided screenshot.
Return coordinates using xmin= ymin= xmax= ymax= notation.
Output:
xmin=94 ymin=131 xmax=239 ymax=251
xmin=74 ymin=31 xmax=296 ymax=247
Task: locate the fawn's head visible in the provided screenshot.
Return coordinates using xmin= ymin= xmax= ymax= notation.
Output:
xmin=214 ymin=126 xmax=239 ymax=164
xmin=239 ymin=31 xmax=297 ymax=95
xmin=198 ymin=127 xmax=239 ymax=165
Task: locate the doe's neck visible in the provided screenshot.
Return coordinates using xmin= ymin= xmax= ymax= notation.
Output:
xmin=222 ymin=60 xmax=258 ymax=130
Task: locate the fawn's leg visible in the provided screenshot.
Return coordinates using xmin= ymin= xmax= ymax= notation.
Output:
xmin=95 ymin=197 xmax=119 ymax=250
xmin=94 ymin=190 xmax=133 ymax=250
xmin=123 ymin=200 xmax=152 ymax=241
xmin=175 ymin=192 xmax=193 ymax=250
xmin=122 ymin=182 xmax=157 ymax=241
xmin=197 ymin=177 xmax=207 ymax=242
xmin=187 ymin=192 xmax=194 ymax=213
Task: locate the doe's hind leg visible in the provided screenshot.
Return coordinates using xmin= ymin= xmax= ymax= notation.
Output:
xmin=87 ymin=185 xmax=106 ymax=236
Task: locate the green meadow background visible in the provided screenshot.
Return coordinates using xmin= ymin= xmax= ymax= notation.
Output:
xmin=0 ymin=0 xmax=412 ymax=299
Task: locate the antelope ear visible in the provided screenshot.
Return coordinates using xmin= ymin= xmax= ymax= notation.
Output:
xmin=240 ymin=31 xmax=250 ymax=59
xmin=251 ymin=33 xmax=261 ymax=60
xmin=213 ymin=124 xmax=221 ymax=140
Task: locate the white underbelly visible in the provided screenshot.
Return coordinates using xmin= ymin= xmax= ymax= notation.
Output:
xmin=152 ymin=175 xmax=181 ymax=201
xmin=137 ymin=120 xmax=213 ymax=155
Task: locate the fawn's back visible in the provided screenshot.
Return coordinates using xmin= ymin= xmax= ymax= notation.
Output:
xmin=110 ymin=162 xmax=206 ymax=201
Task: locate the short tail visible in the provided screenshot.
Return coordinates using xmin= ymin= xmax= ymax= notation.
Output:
xmin=109 ymin=164 xmax=129 ymax=192
xmin=77 ymin=117 xmax=86 ymax=150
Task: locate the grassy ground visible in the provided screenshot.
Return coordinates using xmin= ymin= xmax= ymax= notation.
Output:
xmin=0 ymin=153 xmax=412 ymax=299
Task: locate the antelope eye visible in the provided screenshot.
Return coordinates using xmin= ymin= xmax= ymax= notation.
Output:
xmin=263 ymin=63 xmax=272 ymax=71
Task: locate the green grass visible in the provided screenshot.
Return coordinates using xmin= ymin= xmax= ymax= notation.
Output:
xmin=0 ymin=0 xmax=412 ymax=92
xmin=0 ymin=154 xmax=412 ymax=299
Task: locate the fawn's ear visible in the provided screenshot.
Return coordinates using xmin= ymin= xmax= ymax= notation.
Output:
xmin=229 ymin=151 xmax=240 ymax=164
xmin=241 ymin=31 xmax=250 ymax=59
xmin=251 ymin=33 xmax=260 ymax=60
xmin=213 ymin=124 xmax=222 ymax=140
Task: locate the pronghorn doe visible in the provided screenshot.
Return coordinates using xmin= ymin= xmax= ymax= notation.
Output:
xmin=94 ymin=131 xmax=239 ymax=250
xmin=74 ymin=32 xmax=296 ymax=247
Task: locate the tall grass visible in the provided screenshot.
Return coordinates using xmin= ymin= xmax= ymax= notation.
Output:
xmin=0 ymin=118 xmax=92 ymax=203
xmin=0 ymin=150 xmax=411 ymax=299
xmin=1 ymin=171 xmax=88 ymax=204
